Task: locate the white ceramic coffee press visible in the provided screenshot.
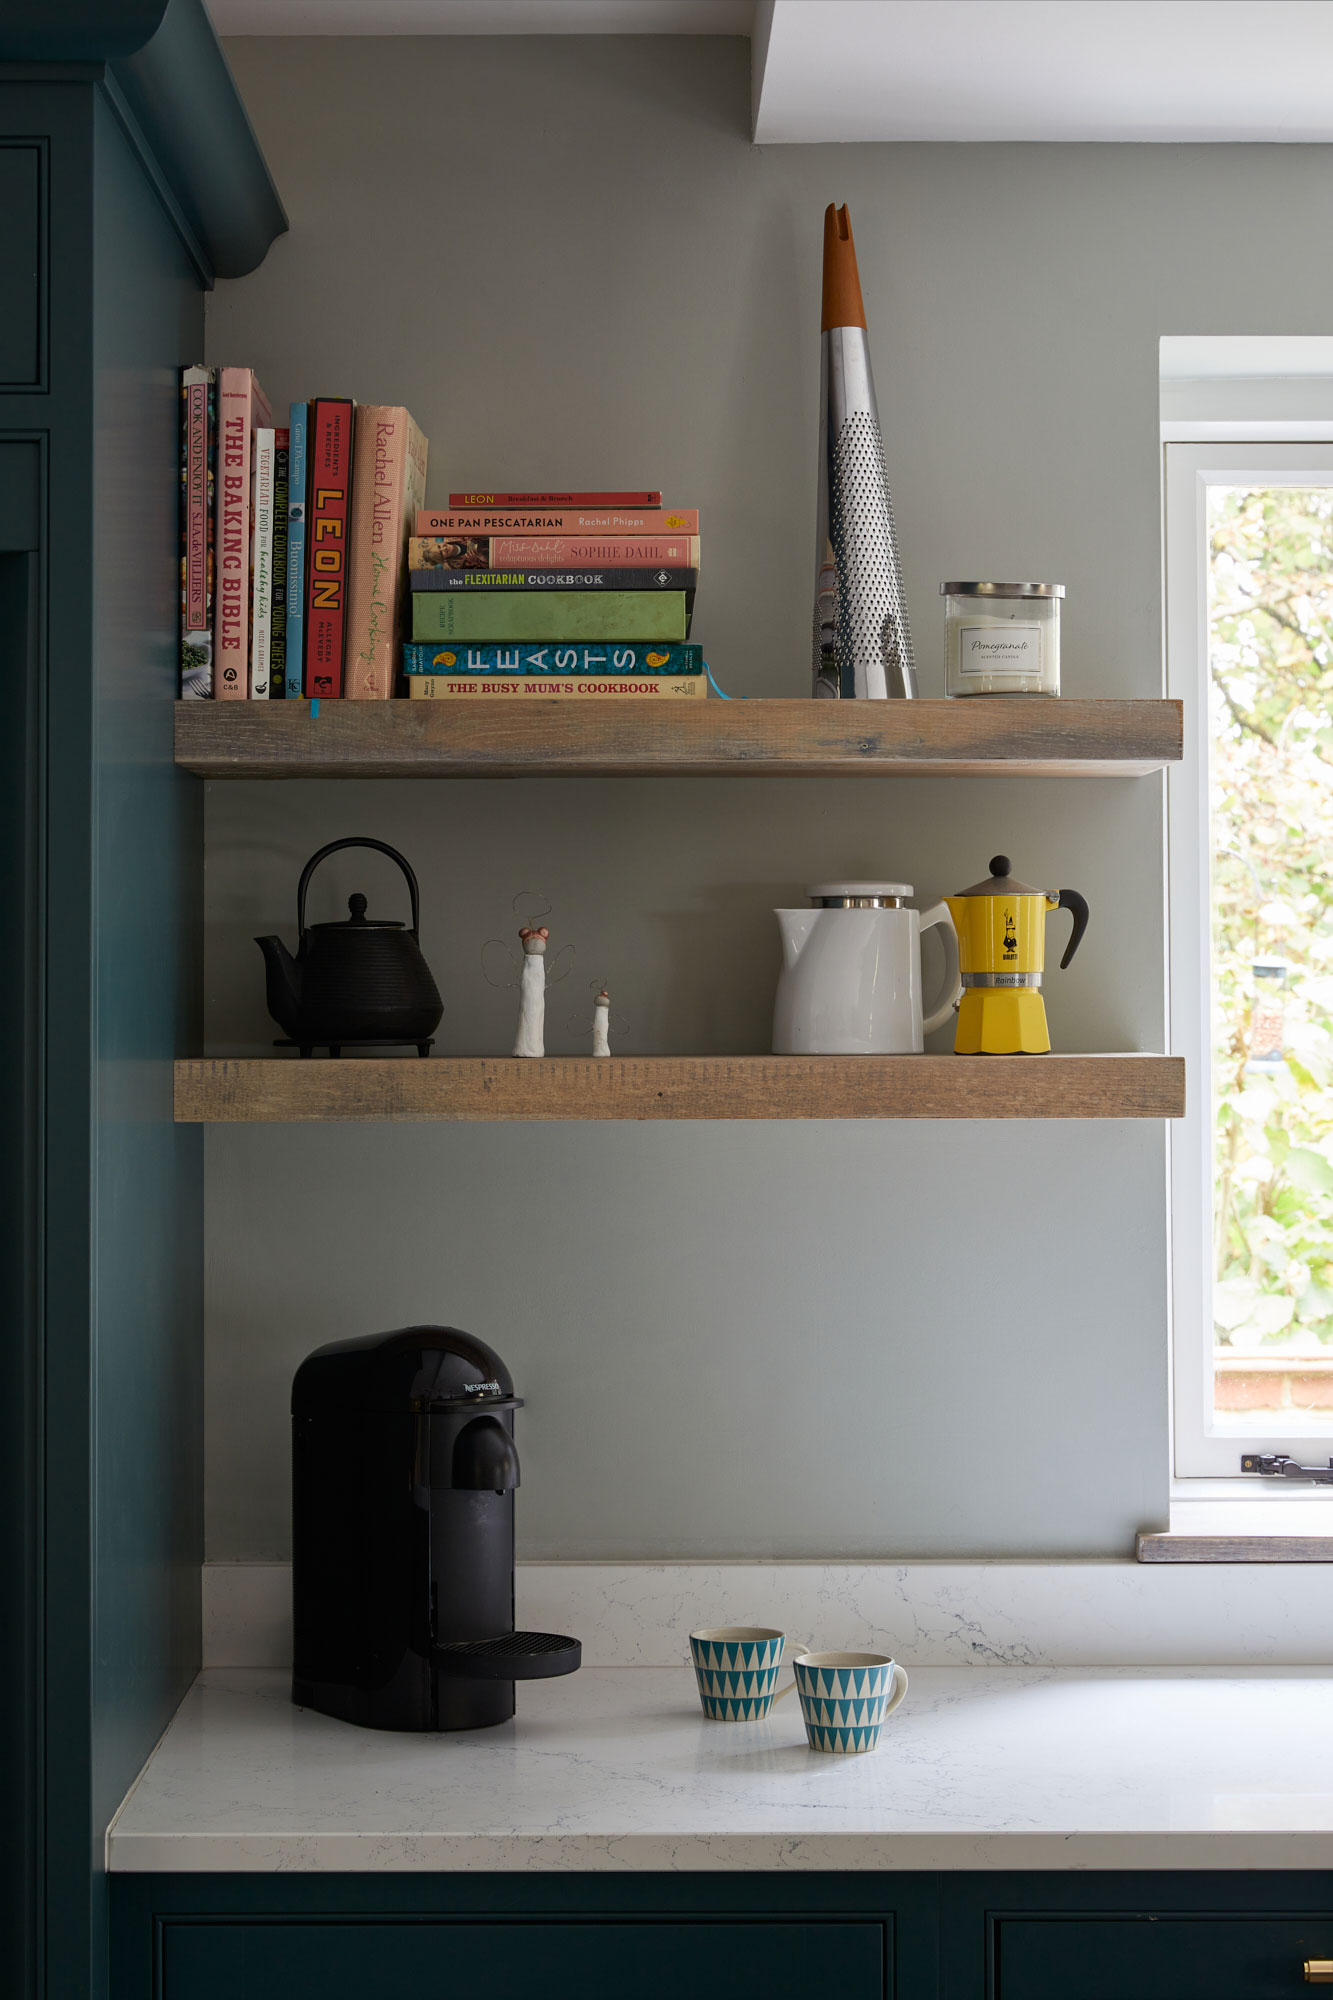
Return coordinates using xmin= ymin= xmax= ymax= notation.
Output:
xmin=772 ymin=882 xmax=961 ymax=1055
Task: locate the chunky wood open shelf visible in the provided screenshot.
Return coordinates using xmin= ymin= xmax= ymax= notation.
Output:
xmin=174 ymin=1053 xmax=1185 ymax=1123
xmin=174 ymin=697 xmax=1182 ymax=779
xmin=1137 ymin=1532 xmax=1333 ymax=1563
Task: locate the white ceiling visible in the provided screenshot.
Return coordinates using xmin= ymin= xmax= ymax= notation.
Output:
xmin=208 ymin=0 xmax=1333 ymax=144
xmin=754 ymin=1 xmax=1333 ymax=144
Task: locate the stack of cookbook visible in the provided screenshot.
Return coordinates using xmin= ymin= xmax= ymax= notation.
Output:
xmin=402 ymin=491 xmax=704 ymax=701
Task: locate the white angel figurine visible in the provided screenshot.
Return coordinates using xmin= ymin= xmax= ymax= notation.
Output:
xmin=513 ymin=926 xmax=549 ymax=1057
xmin=482 ymin=900 xmax=574 ymax=1058
xmin=591 ymin=987 xmax=611 ymax=1057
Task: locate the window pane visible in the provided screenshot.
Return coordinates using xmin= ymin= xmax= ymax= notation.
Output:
xmin=1209 ymin=485 xmax=1333 ymax=1433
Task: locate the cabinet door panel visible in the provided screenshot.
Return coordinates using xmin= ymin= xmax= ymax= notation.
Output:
xmin=996 ymin=1916 xmax=1333 ymax=2000
xmin=163 ymin=1917 xmax=888 ymax=2000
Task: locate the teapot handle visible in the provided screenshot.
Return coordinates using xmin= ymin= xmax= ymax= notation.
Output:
xmin=296 ymin=837 xmax=422 ymax=937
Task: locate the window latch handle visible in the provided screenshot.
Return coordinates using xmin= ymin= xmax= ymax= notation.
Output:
xmin=1241 ymin=1452 xmax=1333 ymax=1485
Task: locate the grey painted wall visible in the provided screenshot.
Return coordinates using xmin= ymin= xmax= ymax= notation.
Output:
xmin=202 ymin=33 xmax=1333 ymax=1559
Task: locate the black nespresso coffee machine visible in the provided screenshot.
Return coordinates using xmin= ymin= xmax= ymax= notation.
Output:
xmin=292 ymin=1325 xmax=580 ymax=1731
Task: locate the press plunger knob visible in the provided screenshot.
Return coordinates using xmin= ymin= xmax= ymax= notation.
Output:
xmin=348 ymin=893 xmax=368 ymax=921
xmin=990 ymin=856 xmax=1011 ymax=877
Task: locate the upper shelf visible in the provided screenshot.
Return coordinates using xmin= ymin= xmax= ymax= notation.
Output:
xmin=174 ymin=698 xmax=1183 ymax=780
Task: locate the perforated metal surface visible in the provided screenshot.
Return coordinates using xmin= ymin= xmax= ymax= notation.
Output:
xmin=434 ymin=1630 xmax=582 ymax=1680
xmin=812 ymin=554 xmax=839 ymax=694
xmin=828 ymin=410 xmax=916 ymax=699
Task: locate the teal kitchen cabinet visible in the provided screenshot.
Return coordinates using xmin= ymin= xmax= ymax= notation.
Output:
xmin=110 ymin=1873 xmax=1333 ymax=2000
xmin=162 ymin=1919 xmax=887 ymax=2000
xmin=992 ymin=1917 xmax=1333 ymax=2000
xmin=0 ymin=9 xmax=283 ymax=1999
xmin=941 ymin=1876 xmax=1333 ymax=2000
xmin=111 ymin=1875 xmax=926 ymax=2000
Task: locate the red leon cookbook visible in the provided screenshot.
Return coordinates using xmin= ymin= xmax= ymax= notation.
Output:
xmin=303 ymin=398 xmax=355 ymax=697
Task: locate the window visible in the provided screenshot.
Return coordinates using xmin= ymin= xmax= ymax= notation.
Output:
xmin=1167 ymin=442 xmax=1333 ymax=1474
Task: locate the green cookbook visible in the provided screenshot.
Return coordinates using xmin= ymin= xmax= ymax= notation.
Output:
xmin=410 ymin=590 xmax=687 ymax=643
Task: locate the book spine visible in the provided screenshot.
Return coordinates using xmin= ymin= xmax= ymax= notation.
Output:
xmin=179 ymin=364 xmax=214 ymax=698
xmin=410 ymin=674 xmax=706 ymax=700
xmin=285 ymin=404 xmax=307 ymax=697
xmin=214 ymin=368 xmax=263 ymax=697
xmin=345 ymin=406 xmax=430 ymax=699
xmin=249 ymin=428 xmax=275 ymax=698
xmin=415 ymin=507 xmax=697 ymax=536
xmin=410 ymin=567 xmax=698 ymax=593
xmin=303 ymin=398 xmax=355 ymax=698
xmin=270 ymin=428 xmax=289 ymax=699
xmin=411 ymin=591 xmax=686 ymax=643
xmin=409 ymin=535 xmax=698 ymax=570
xmin=448 ymin=490 xmax=661 ymax=507
xmin=404 ymin=642 xmax=702 ymax=675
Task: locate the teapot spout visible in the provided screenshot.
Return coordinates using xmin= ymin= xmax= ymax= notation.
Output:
xmin=775 ymin=908 xmax=818 ymax=972
xmin=255 ymin=934 xmax=302 ymax=1038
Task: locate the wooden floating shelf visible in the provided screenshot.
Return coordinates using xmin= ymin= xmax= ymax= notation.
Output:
xmin=174 ymin=1054 xmax=1185 ymax=1124
xmin=174 ymin=697 xmax=1183 ymax=780
xmin=1137 ymin=1532 xmax=1333 ymax=1564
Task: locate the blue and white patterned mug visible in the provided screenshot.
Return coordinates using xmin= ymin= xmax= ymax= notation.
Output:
xmin=689 ymin=1626 xmax=811 ymax=1721
xmin=793 ymin=1650 xmax=909 ymax=1754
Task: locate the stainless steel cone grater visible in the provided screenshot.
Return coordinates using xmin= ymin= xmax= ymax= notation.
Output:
xmin=812 ymin=204 xmax=916 ymax=699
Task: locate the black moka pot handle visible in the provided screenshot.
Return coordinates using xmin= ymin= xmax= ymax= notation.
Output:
xmin=296 ymin=837 xmax=422 ymax=937
xmin=1056 ymin=889 xmax=1089 ymax=970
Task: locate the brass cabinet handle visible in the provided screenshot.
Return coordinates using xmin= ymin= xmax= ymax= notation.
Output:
xmin=1304 ymin=1963 xmax=1333 ymax=1983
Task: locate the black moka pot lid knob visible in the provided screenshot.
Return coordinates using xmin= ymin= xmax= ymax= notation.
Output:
xmin=954 ymin=854 xmax=1046 ymax=897
xmin=292 ymin=1325 xmax=522 ymax=1416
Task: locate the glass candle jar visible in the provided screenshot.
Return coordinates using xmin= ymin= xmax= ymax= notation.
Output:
xmin=942 ymin=582 xmax=1063 ymax=696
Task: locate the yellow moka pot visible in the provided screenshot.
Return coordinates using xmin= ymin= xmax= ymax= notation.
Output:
xmin=944 ymin=855 xmax=1089 ymax=1054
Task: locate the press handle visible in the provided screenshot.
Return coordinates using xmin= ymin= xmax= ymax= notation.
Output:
xmin=296 ymin=837 xmax=422 ymax=937
xmin=1056 ymin=889 xmax=1089 ymax=970
xmin=918 ymin=902 xmax=963 ymax=1036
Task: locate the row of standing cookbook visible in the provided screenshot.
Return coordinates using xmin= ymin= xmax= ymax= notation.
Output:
xmin=179 ymin=369 xmax=428 ymax=699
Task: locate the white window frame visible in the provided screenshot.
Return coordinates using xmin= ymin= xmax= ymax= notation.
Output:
xmin=1167 ymin=439 xmax=1333 ymax=1476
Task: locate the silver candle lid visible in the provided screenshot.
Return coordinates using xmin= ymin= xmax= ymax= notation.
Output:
xmin=940 ymin=581 xmax=1064 ymax=598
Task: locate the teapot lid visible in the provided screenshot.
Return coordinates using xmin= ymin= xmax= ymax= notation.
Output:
xmin=953 ymin=855 xmax=1045 ymax=897
xmin=310 ymin=892 xmax=404 ymax=931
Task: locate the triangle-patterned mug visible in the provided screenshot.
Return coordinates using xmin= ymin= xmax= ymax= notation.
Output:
xmin=793 ymin=1650 xmax=909 ymax=1754
xmin=688 ymin=1626 xmax=813 ymax=1722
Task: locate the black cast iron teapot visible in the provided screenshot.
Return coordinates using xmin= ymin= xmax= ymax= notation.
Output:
xmin=256 ymin=838 xmax=443 ymax=1057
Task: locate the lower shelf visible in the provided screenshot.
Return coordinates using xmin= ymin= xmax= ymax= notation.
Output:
xmin=173 ymin=1054 xmax=1185 ymax=1123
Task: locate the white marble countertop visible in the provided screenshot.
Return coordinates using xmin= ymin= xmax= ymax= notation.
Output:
xmin=107 ymin=1665 xmax=1333 ymax=1873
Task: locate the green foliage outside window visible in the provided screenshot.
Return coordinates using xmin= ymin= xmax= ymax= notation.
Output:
xmin=1210 ymin=485 xmax=1333 ymax=1362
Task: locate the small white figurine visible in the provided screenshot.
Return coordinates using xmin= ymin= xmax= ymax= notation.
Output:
xmin=513 ymin=926 xmax=548 ymax=1057
xmin=592 ymin=987 xmax=611 ymax=1057
xmin=482 ymin=897 xmax=574 ymax=1055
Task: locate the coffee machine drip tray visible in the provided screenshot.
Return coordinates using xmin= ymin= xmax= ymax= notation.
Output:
xmin=434 ymin=1632 xmax=582 ymax=1681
